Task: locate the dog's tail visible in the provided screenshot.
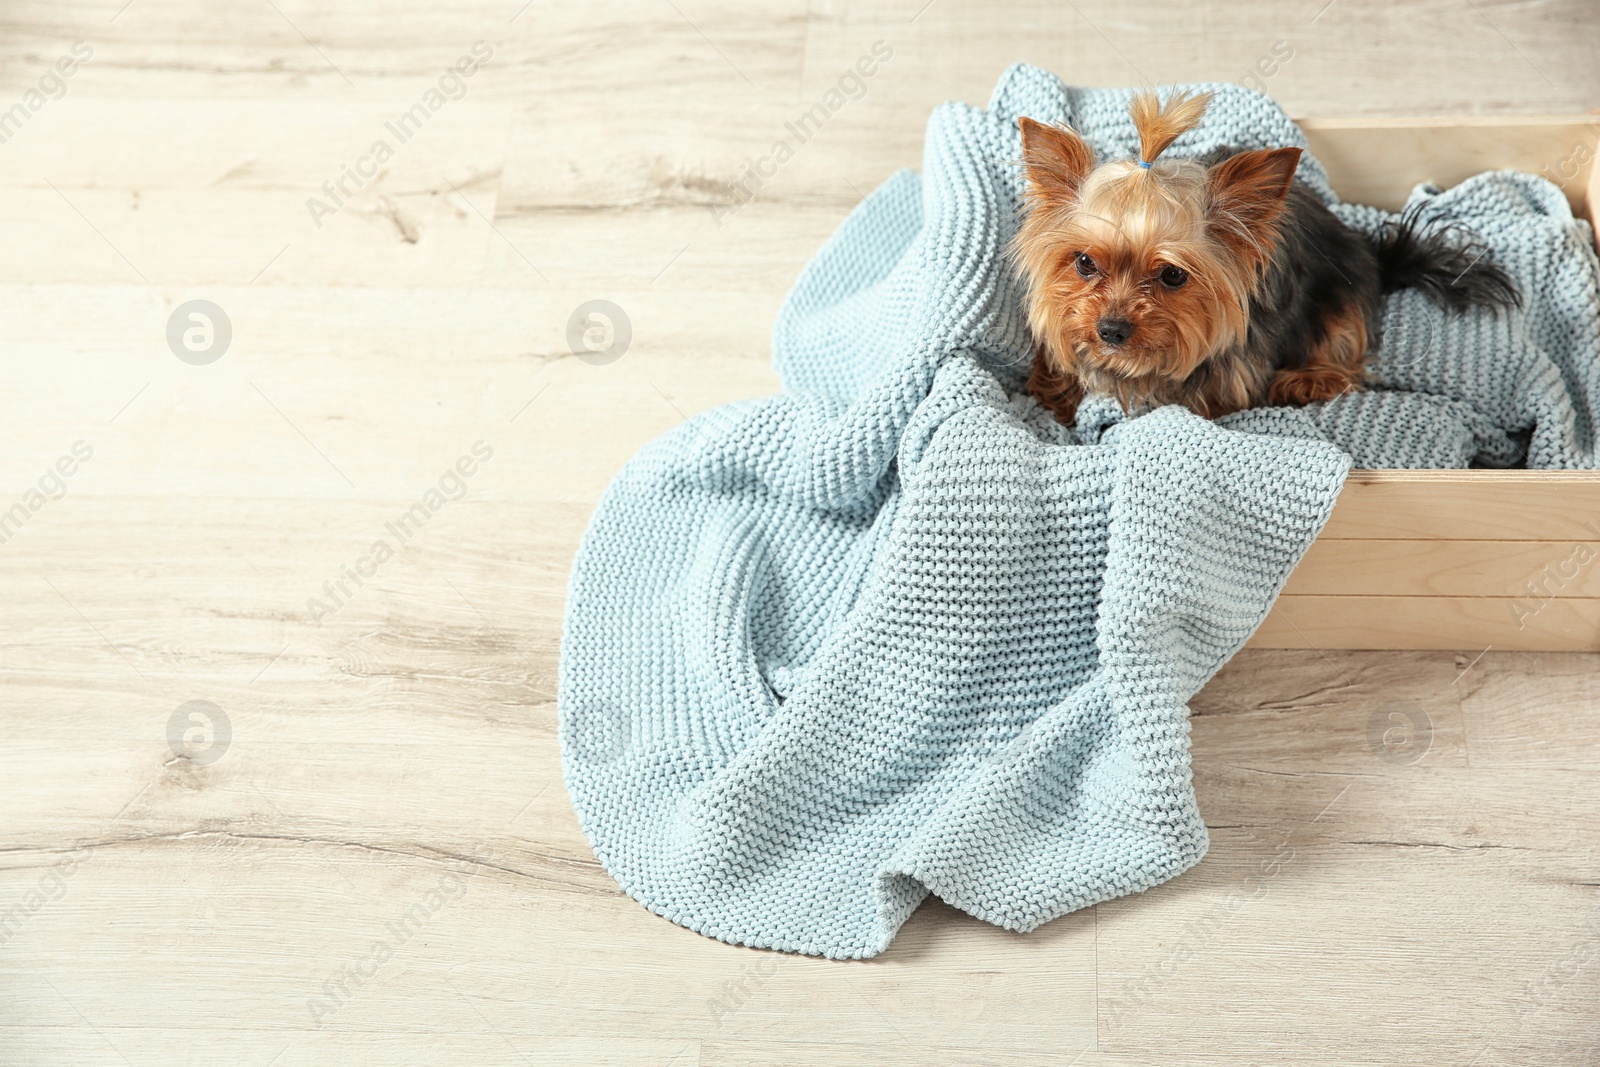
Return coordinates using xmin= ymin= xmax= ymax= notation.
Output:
xmin=1372 ymin=205 xmax=1521 ymax=311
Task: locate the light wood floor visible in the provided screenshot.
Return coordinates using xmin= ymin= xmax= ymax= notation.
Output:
xmin=2 ymin=1 xmax=1597 ymax=1064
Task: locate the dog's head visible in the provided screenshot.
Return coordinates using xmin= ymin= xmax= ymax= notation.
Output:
xmin=1012 ymin=90 xmax=1301 ymax=405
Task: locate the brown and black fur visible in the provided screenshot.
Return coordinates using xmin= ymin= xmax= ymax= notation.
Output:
xmin=1014 ymin=91 xmax=1520 ymax=423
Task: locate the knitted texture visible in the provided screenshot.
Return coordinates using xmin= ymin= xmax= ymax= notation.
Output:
xmin=560 ymin=65 xmax=1600 ymax=960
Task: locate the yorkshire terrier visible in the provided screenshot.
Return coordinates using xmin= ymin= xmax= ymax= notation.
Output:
xmin=1012 ymin=90 xmax=1520 ymax=422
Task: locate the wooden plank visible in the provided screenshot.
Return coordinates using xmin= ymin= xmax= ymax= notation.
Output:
xmin=1454 ymin=651 xmax=1600 ymax=768
xmin=0 ymin=284 xmax=780 ymax=501
xmin=1250 ymin=595 xmax=1600 ymax=652
xmin=0 ymin=101 xmax=512 ymax=192
xmin=0 ymin=1031 xmax=703 ymax=1067
xmin=0 ymin=841 xmax=1094 ymax=1050
xmin=1098 ymin=808 xmax=1600 ymax=1059
xmin=0 ymin=0 xmax=811 ymax=102
xmin=1320 ymin=470 xmax=1600 ymax=541
xmin=1191 ymin=648 xmax=1471 ymax=771
xmin=0 ymin=98 xmax=512 ymax=288
xmin=1282 ymin=539 xmax=1600 ymax=598
xmin=0 ymin=187 xmax=505 ymax=287
xmin=484 ymin=196 xmax=846 ymax=292
xmin=1590 ymin=131 xmax=1600 ymax=239
xmin=1301 ymin=115 xmax=1600 ymax=215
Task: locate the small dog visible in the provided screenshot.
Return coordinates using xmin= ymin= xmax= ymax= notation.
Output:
xmin=1012 ymin=90 xmax=1520 ymax=422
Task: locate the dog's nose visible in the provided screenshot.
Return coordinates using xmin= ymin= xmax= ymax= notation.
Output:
xmin=1096 ymin=318 xmax=1134 ymax=345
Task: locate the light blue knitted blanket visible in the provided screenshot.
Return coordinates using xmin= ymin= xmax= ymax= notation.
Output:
xmin=560 ymin=65 xmax=1600 ymax=959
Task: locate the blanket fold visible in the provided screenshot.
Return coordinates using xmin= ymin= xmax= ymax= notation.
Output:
xmin=559 ymin=64 xmax=1600 ymax=959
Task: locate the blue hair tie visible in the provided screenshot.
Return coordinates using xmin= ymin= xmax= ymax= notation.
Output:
xmin=1137 ymin=159 xmax=1153 ymax=169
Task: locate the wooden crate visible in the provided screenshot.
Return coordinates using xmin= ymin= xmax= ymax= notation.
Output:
xmin=1247 ymin=115 xmax=1600 ymax=652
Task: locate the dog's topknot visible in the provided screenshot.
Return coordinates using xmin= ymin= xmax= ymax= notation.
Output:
xmin=1129 ymin=89 xmax=1213 ymax=167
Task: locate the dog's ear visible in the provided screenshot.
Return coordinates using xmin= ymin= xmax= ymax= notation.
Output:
xmin=1019 ymin=117 xmax=1096 ymax=203
xmin=1205 ymin=146 xmax=1302 ymax=257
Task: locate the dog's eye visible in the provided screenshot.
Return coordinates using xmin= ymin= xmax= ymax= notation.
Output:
xmin=1075 ymin=252 xmax=1098 ymax=278
xmin=1158 ymin=264 xmax=1189 ymax=289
